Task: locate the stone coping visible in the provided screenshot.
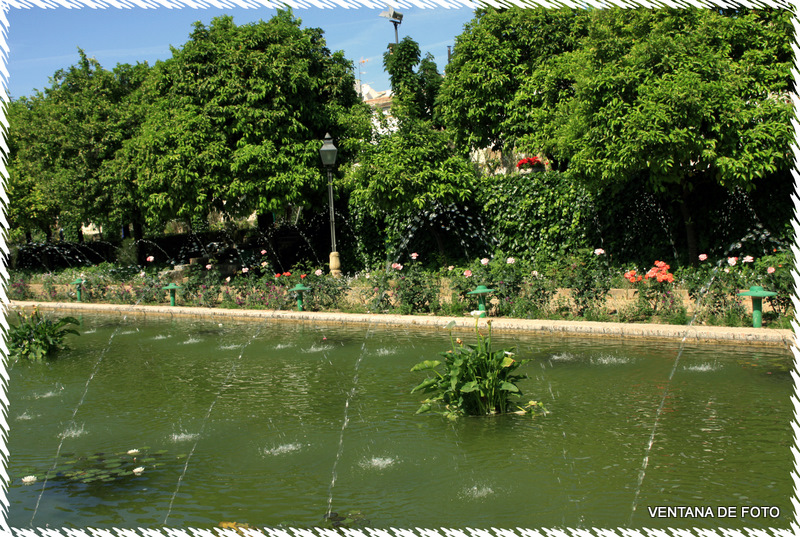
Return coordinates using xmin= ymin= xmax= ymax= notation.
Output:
xmin=9 ymin=300 xmax=795 ymax=349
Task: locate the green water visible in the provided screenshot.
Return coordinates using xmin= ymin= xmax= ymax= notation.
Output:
xmin=6 ymin=314 xmax=794 ymax=530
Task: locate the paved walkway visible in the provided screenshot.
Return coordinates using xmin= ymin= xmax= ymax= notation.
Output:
xmin=10 ymin=300 xmax=795 ymax=348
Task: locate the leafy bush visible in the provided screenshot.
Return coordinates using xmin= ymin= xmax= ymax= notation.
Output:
xmin=8 ymin=277 xmax=31 ymax=301
xmin=754 ymin=250 xmax=795 ymax=317
xmin=410 ymin=317 xmax=547 ymax=419
xmin=181 ymin=262 xmax=222 ymax=307
xmin=392 ymin=255 xmax=440 ymax=314
xmin=8 ymin=309 xmax=80 ymax=361
xmin=561 ymin=249 xmax=611 ymax=316
xmin=680 ymin=255 xmax=753 ymax=322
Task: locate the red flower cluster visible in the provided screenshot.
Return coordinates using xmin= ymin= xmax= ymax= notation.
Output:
xmin=625 ymin=261 xmax=675 ymax=284
xmin=516 ymin=156 xmax=545 ymax=169
xmin=624 ymin=269 xmax=642 ymax=283
xmin=274 ymin=271 xmax=292 ymax=278
xmin=644 ymin=260 xmax=674 ymax=283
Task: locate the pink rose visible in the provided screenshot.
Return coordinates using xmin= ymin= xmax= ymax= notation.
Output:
xmin=315 ymin=269 xmax=323 ymax=276
xmin=206 ymin=264 xmax=212 ymax=270
xmin=743 ymin=256 xmax=754 ymax=263
xmin=506 ymin=257 xmax=515 ymax=264
xmin=261 ymin=250 xmax=267 ymax=255
xmin=724 ymin=267 xmax=730 ymax=273
xmin=464 ymin=269 xmax=473 ymax=277
xmin=448 ymin=266 xmax=454 ymax=271
xmin=727 ymin=257 xmax=737 ymax=266
xmin=261 ymin=261 xmax=268 ymax=267
xmin=698 ymin=254 xmax=708 ymax=261
xmin=242 ymin=267 xmax=249 ymax=273
xmin=594 ymin=248 xmax=605 ymax=256
xmin=768 ymin=266 xmax=776 ymax=274
xmin=411 ymin=252 xmax=419 ymax=260
xmin=480 ymin=258 xmax=489 ymax=265
xmin=146 ymin=255 xmax=155 ymax=262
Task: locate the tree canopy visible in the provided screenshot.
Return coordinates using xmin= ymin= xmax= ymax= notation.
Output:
xmin=439 ymin=6 xmax=794 ymax=259
xmin=7 ymin=51 xmax=149 ymax=240
xmin=127 ymin=11 xmax=368 ymax=230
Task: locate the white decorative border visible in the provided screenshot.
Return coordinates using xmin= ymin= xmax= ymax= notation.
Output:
xmin=0 ymin=0 xmax=797 ymax=536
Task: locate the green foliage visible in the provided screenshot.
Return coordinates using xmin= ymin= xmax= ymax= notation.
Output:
xmin=517 ymin=8 xmax=794 ymax=189
xmin=383 ymin=36 xmax=442 ymax=123
xmin=445 ymin=254 xmax=540 ymax=317
xmin=438 ymin=6 xmax=590 ymax=152
xmin=561 ymin=249 xmax=611 ymax=316
xmin=356 ymin=268 xmax=394 ymax=313
xmin=512 ymin=8 xmax=793 ymax=259
xmin=479 ymin=170 xmax=594 ymax=264
xmin=130 ymin=11 xmax=368 ymax=229
xmin=9 ymin=309 xmax=80 ymax=362
xmin=754 ymin=251 xmax=795 ymax=317
xmin=278 ymin=265 xmax=350 ymax=311
xmin=411 ymin=319 xmax=545 ymax=419
xmin=6 ymin=98 xmax=62 ymax=240
xmin=7 ymin=52 xmax=150 ymax=241
xmin=8 ymin=276 xmax=32 ymax=301
xmin=346 ymin=119 xmax=478 ymax=217
xmin=181 ymin=263 xmax=223 ymax=307
xmin=677 ymin=254 xmax=758 ymax=323
xmin=391 ymin=256 xmax=441 ymax=315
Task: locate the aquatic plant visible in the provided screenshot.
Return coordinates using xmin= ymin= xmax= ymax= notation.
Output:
xmin=8 ymin=308 xmax=80 ymax=362
xmin=411 ymin=316 xmax=545 ymax=419
xmin=14 ymin=446 xmax=181 ymax=486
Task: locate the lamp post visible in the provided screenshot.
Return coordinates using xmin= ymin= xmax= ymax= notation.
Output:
xmin=379 ymin=6 xmax=403 ymax=45
xmin=320 ymin=133 xmax=342 ymax=277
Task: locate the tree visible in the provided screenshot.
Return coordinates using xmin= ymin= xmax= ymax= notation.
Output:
xmin=437 ymin=7 xmax=590 ymax=153
xmin=6 ymin=97 xmax=61 ymax=241
xmin=9 ymin=49 xmax=147 ymax=242
xmin=383 ymin=36 xmax=442 ymax=124
xmin=346 ymin=38 xmax=477 ymax=261
xmin=128 ymin=11 xmax=368 ymax=231
xmin=512 ymin=8 xmax=794 ymax=259
xmin=7 ymin=51 xmax=150 ymax=242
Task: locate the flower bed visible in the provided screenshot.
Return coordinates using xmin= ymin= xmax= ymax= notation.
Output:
xmin=8 ymin=249 xmax=794 ymax=329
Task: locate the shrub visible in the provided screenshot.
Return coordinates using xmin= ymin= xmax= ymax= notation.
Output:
xmin=754 ymin=250 xmax=794 ymax=317
xmin=8 ymin=277 xmax=31 ymax=301
xmin=561 ymin=249 xmax=611 ymax=316
xmin=392 ymin=255 xmax=440 ymax=314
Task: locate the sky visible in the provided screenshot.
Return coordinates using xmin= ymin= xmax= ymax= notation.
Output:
xmin=5 ymin=4 xmax=478 ymax=100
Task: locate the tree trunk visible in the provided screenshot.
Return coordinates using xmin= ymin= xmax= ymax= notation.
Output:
xmin=679 ymin=186 xmax=698 ymax=262
xmin=25 ymin=230 xmax=32 ymax=243
xmin=76 ymin=225 xmax=84 ymax=243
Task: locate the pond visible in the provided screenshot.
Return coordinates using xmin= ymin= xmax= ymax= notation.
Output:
xmin=6 ymin=313 xmax=794 ymax=530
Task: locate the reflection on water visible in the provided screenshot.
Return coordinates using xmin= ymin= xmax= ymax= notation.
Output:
xmin=6 ymin=314 xmax=794 ymax=530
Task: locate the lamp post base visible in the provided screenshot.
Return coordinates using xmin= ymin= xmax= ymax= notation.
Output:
xmin=329 ymin=251 xmax=342 ymax=278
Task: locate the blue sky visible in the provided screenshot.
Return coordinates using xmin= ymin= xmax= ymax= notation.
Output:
xmin=6 ymin=4 xmax=477 ymax=100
